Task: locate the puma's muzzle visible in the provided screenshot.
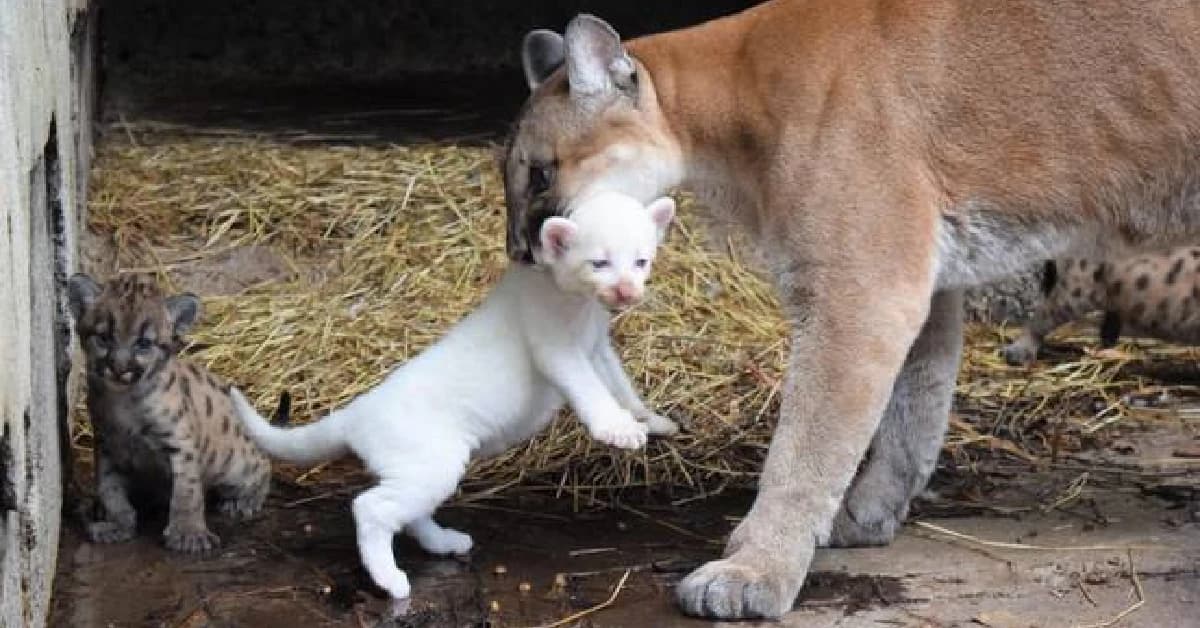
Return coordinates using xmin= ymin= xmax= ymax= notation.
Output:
xmin=506 ymin=188 xmax=565 ymax=264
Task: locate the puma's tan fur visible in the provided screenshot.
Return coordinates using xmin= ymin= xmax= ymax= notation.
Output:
xmin=502 ymin=0 xmax=1200 ymax=619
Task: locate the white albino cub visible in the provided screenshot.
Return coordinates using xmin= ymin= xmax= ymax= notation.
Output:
xmin=230 ymin=191 xmax=677 ymax=602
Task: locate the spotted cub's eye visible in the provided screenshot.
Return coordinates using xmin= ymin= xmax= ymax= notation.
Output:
xmin=87 ymin=335 xmax=109 ymax=351
xmin=589 ymin=259 xmax=611 ymax=270
xmin=634 ymin=259 xmax=649 ymax=269
xmin=528 ymin=163 xmax=554 ymax=196
xmin=134 ymin=337 xmax=154 ymax=352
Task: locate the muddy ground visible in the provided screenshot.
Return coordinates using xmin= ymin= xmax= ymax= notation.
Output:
xmin=48 ymin=425 xmax=1200 ymax=627
xmin=48 ymin=81 xmax=1200 ymax=628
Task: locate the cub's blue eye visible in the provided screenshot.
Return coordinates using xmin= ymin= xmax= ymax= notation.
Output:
xmin=634 ymin=259 xmax=649 ymax=269
xmin=134 ymin=337 xmax=154 ymax=352
xmin=589 ymin=259 xmax=611 ymax=270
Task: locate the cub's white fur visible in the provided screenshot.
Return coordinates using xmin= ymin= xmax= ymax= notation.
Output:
xmin=230 ymin=191 xmax=677 ymax=601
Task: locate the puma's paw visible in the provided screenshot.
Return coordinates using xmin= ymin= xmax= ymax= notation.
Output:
xmin=824 ymin=472 xmax=909 ymax=548
xmin=826 ymin=507 xmax=903 ymax=548
xmin=87 ymin=520 xmax=136 ymax=544
xmin=589 ymin=411 xmax=649 ymax=449
xmin=164 ymin=522 xmax=220 ymax=554
xmin=676 ymin=556 xmax=800 ymax=619
xmin=636 ymin=410 xmax=679 ymax=436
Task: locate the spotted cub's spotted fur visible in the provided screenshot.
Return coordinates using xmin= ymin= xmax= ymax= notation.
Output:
xmin=68 ymin=273 xmax=273 ymax=553
xmin=1004 ymin=248 xmax=1200 ymax=365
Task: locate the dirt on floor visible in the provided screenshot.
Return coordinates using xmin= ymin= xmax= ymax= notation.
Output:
xmin=48 ymin=417 xmax=1200 ymax=628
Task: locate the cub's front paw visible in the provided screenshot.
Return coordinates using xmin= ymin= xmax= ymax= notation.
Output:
xmin=589 ymin=411 xmax=649 ymax=449
xmin=87 ymin=520 xmax=136 ymax=544
xmin=164 ymin=522 xmax=220 ymax=553
xmin=635 ymin=409 xmax=679 ymax=436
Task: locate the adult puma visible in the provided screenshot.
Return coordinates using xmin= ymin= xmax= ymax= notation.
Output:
xmin=501 ymin=0 xmax=1200 ymax=619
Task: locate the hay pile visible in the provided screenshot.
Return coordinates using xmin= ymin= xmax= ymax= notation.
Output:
xmin=82 ymin=123 xmax=1193 ymax=502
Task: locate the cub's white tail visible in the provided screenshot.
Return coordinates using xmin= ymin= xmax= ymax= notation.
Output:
xmin=230 ymin=388 xmax=351 ymax=466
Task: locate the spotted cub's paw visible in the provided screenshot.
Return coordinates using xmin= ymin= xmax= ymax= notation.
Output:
xmin=87 ymin=520 xmax=136 ymax=544
xmin=636 ymin=410 xmax=680 ymax=436
xmin=589 ymin=411 xmax=649 ymax=449
xmin=164 ymin=523 xmax=220 ymax=553
xmin=218 ymin=495 xmax=266 ymax=520
xmin=1001 ymin=340 xmax=1038 ymax=366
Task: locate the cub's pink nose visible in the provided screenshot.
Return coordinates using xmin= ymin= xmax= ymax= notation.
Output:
xmin=613 ymin=281 xmax=640 ymax=305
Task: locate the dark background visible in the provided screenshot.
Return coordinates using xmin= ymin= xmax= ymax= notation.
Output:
xmin=100 ymin=0 xmax=760 ymax=141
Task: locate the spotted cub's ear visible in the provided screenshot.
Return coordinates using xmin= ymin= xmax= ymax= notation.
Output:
xmin=539 ymin=217 xmax=578 ymax=259
xmin=66 ymin=274 xmax=101 ymax=322
xmin=646 ymin=197 xmax=676 ymax=241
xmin=165 ymin=293 xmax=202 ymax=336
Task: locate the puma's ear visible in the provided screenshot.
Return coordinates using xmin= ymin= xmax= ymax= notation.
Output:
xmin=67 ymin=273 xmax=101 ymax=322
xmin=522 ymin=29 xmax=565 ymax=91
xmin=564 ymin=14 xmax=637 ymax=100
xmin=539 ymin=217 xmax=578 ymax=258
xmin=646 ymin=197 xmax=676 ymax=241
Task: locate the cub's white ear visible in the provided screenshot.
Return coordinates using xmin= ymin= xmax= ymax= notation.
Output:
xmin=564 ymin=14 xmax=636 ymax=100
xmin=539 ymin=217 xmax=578 ymax=258
xmin=522 ymin=29 xmax=565 ymax=91
xmin=646 ymin=197 xmax=676 ymax=241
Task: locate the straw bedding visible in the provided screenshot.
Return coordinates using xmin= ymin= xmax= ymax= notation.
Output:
xmin=79 ymin=123 xmax=1197 ymax=502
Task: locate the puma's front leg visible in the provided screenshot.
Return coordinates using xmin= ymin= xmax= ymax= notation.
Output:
xmin=593 ymin=340 xmax=678 ymax=436
xmin=827 ymin=288 xmax=963 ymax=547
xmin=677 ymin=197 xmax=937 ymax=619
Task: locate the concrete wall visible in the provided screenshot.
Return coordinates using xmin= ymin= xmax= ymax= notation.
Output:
xmin=0 ymin=1 xmax=97 ymax=626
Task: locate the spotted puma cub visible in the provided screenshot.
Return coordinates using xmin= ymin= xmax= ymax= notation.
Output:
xmin=1003 ymin=248 xmax=1200 ymax=365
xmin=68 ymin=273 xmax=273 ymax=553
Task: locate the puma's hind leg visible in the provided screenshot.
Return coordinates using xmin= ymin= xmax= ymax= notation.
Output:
xmin=826 ymin=289 xmax=963 ymax=547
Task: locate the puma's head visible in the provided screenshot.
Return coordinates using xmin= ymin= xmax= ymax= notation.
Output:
xmin=502 ymin=14 xmax=684 ymax=263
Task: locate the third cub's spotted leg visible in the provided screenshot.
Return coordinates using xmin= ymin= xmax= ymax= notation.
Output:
xmin=826 ymin=289 xmax=963 ymax=547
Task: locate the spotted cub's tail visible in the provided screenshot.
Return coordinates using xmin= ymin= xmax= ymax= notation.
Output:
xmin=270 ymin=390 xmax=292 ymax=426
xmin=230 ymin=388 xmax=350 ymax=466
